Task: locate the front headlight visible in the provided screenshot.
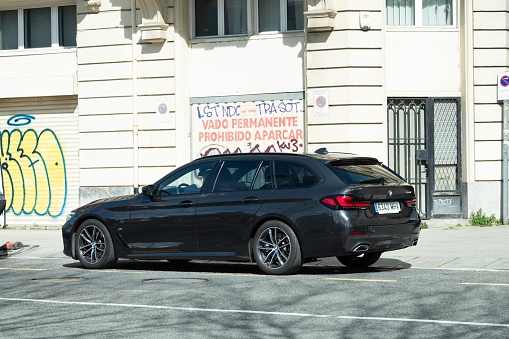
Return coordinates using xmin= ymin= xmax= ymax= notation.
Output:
xmin=66 ymin=212 xmax=76 ymax=222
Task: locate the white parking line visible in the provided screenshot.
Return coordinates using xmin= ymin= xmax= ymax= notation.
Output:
xmin=9 ymin=256 xmax=73 ymax=260
xmin=459 ymin=282 xmax=509 ymax=287
xmin=0 ymin=268 xmax=47 ymax=271
xmin=410 ymin=266 xmax=508 ymax=272
xmin=1 ymin=297 xmax=508 ymax=328
xmin=325 ymin=278 xmax=396 ymax=282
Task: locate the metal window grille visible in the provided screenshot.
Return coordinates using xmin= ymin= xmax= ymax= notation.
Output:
xmin=432 ymin=98 xmax=460 ymax=192
xmin=388 ymin=98 xmax=427 ymax=217
xmin=388 ymin=97 xmax=461 ymax=218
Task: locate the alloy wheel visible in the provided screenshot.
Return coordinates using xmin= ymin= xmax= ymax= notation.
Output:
xmin=78 ymin=225 xmax=106 ymax=265
xmin=257 ymin=226 xmax=292 ymax=269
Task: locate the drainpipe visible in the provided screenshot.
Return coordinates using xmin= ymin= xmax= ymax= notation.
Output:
xmin=303 ymin=1 xmax=308 ymax=153
xmin=503 ymin=100 xmax=508 ymax=225
xmin=132 ymin=0 xmax=140 ymax=194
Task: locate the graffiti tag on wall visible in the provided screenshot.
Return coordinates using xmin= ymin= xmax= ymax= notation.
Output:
xmin=193 ymin=99 xmax=305 ymax=158
xmin=0 ymin=115 xmax=67 ymax=217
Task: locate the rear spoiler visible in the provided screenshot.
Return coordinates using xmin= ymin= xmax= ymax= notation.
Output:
xmin=328 ymin=157 xmax=379 ymax=166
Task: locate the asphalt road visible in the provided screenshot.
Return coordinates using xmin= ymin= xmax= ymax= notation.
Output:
xmin=1 ymin=227 xmax=509 ymax=338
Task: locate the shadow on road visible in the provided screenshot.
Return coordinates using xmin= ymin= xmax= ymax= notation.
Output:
xmin=63 ymin=257 xmax=411 ymax=275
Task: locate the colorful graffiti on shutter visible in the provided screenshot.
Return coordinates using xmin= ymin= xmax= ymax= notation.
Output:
xmin=0 ymin=115 xmax=67 ymax=217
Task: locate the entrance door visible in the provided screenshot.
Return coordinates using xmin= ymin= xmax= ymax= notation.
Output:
xmin=387 ymin=98 xmax=461 ymax=218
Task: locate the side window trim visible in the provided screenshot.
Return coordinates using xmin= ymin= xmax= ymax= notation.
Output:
xmin=248 ymin=161 xmax=264 ymax=190
xmin=196 ymin=161 xmax=220 ymax=193
xmin=201 ymin=161 xmax=221 ymax=193
xmin=211 ymin=161 xmax=226 ymax=192
xmin=265 ymin=160 xmax=275 ymax=190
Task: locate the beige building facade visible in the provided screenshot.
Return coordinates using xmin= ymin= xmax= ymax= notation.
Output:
xmin=0 ymin=0 xmax=507 ymax=226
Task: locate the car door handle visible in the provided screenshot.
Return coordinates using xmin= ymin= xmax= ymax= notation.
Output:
xmin=242 ymin=197 xmax=258 ymax=204
xmin=179 ymin=200 xmax=193 ymax=208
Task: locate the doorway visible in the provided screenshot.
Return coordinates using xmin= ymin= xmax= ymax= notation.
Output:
xmin=387 ymin=98 xmax=461 ymax=218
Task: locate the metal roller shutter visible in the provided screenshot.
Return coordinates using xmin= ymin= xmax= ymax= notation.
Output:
xmin=0 ymin=96 xmax=79 ymax=227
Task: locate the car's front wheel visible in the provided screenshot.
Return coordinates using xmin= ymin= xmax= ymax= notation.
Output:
xmin=337 ymin=252 xmax=382 ymax=268
xmin=75 ymin=220 xmax=117 ymax=269
xmin=253 ymin=220 xmax=302 ymax=275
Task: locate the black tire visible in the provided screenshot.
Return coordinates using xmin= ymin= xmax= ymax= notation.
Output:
xmin=253 ymin=220 xmax=302 ymax=275
xmin=75 ymin=219 xmax=117 ymax=269
xmin=337 ymin=252 xmax=382 ymax=268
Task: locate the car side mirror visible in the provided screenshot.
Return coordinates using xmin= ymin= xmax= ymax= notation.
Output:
xmin=142 ymin=185 xmax=154 ymax=197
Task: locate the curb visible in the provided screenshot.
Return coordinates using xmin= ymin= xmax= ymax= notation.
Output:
xmin=422 ymin=219 xmax=469 ymax=229
xmin=422 ymin=219 xmax=508 ymax=229
xmin=2 ymin=226 xmax=62 ymax=230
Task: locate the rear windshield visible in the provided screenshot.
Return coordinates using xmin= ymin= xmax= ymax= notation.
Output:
xmin=329 ymin=163 xmax=404 ymax=185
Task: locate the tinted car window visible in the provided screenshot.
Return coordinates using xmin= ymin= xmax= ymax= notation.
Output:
xmin=330 ymin=163 xmax=403 ymax=185
xmin=274 ymin=161 xmax=319 ymax=189
xmin=213 ymin=161 xmax=262 ymax=192
xmin=155 ymin=162 xmax=215 ymax=196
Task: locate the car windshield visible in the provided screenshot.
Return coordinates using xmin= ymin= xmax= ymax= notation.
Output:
xmin=329 ymin=162 xmax=403 ymax=185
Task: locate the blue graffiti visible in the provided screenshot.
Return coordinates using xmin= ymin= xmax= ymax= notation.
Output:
xmin=7 ymin=115 xmax=36 ymax=127
xmin=197 ymin=105 xmax=241 ymax=119
xmin=256 ymin=102 xmax=303 ymax=115
xmin=196 ymin=101 xmax=304 ymax=119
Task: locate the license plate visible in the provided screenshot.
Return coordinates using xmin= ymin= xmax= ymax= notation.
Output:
xmin=375 ymin=202 xmax=401 ymax=214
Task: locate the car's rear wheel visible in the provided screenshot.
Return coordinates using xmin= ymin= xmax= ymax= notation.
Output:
xmin=254 ymin=220 xmax=302 ymax=275
xmin=337 ymin=252 xmax=382 ymax=268
xmin=76 ymin=220 xmax=116 ymax=269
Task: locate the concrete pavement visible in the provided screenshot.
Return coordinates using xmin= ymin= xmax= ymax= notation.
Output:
xmin=1 ymin=223 xmax=508 ymax=270
xmin=378 ymin=224 xmax=509 ymax=270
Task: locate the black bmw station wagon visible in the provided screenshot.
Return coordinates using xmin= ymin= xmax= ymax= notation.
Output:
xmin=62 ymin=150 xmax=421 ymax=275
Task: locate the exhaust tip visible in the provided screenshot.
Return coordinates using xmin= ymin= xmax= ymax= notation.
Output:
xmin=412 ymin=240 xmax=418 ymax=246
xmin=352 ymin=244 xmax=370 ymax=252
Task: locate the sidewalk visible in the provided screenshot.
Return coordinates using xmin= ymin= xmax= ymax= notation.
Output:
xmin=0 ymin=228 xmax=65 ymax=259
xmin=381 ymin=224 xmax=509 ymax=270
xmin=1 ymin=224 xmax=508 ymax=270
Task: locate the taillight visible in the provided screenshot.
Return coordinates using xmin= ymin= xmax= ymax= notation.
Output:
xmin=321 ymin=198 xmax=337 ymax=207
xmin=336 ymin=195 xmax=372 ymax=208
xmin=320 ymin=195 xmax=371 ymax=209
xmin=404 ymin=198 xmax=417 ymax=207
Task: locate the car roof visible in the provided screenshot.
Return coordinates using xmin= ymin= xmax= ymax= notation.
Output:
xmin=194 ymin=151 xmax=380 ymax=163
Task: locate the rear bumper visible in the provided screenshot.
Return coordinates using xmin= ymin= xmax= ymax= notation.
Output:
xmin=339 ymin=208 xmax=421 ymax=254
xmin=344 ymin=231 xmax=420 ymax=253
